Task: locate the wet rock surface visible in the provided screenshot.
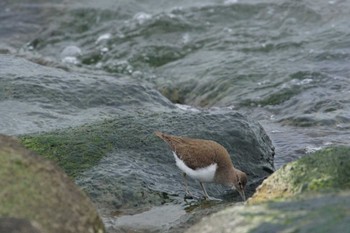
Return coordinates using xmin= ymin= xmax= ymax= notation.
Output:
xmin=1 ymin=52 xmax=275 ymax=232
xmin=21 ymin=109 xmax=275 ymax=232
xmin=187 ymin=192 xmax=350 ymax=233
xmin=0 ymin=135 xmax=105 ymax=233
xmin=0 ymin=55 xmax=174 ymax=135
xmin=249 ymin=146 xmax=350 ymax=204
xmin=0 ymin=46 xmax=276 ymax=233
xmin=0 ymin=217 xmax=43 ymax=233
xmin=187 ymin=146 xmax=350 ymax=233
xmin=1 ymin=0 xmax=350 ymax=232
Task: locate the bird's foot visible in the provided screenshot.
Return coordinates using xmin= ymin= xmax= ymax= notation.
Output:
xmin=203 ymin=196 xmax=222 ymax=202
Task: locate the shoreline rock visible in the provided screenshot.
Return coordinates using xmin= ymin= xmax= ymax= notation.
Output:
xmin=0 ymin=134 xmax=105 ymax=233
xmin=248 ymin=146 xmax=350 ymax=204
xmin=20 ymin=109 xmax=275 ymax=232
xmin=187 ymin=146 xmax=350 ymax=233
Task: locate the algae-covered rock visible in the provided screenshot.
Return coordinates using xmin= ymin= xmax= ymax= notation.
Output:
xmin=0 ymin=54 xmax=276 ymax=229
xmin=0 ymin=217 xmax=43 ymax=233
xmin=0 ymin=135 xmax=105 ymax=233
xmin=187 ymin=146 xmax=350 ymax=233
xmin=187 ymin=192 xmax=350 ymax=233
xmin=21 ymin=109 xmax=275 ymax=215
xmin=248 ymin=146 xmax=350 ymax=204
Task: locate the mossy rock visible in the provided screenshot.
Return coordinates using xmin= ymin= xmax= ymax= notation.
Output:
xmin=20 ymin=110 xmax=275 ymax=215
xmin=0 ymin=217 xmax=43 ymax=233
xmin=20 ymin=122 xmax=116 ymax=179
xmin=20 ymin=110 xmax=275 ymax=183
xmin=248 ymin=146 xmax=350 ymax=204
xmin=187 ymin=146 xmax=350 ymax=233
xmin=0 ymin=134 xmax=105 ymax=233
xmin=187 ymin=191 xmax=350 ymax=233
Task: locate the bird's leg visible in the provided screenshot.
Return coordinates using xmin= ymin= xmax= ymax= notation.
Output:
xmin=199 ymin=182 xmax=210 ymax=199
xmin=183 ymin=173 xmax=195 ymax=199
xmin=199 ymin=182 xmax=222 ymax=201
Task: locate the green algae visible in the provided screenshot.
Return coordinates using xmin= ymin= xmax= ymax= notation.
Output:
xmin=20 ymin=115 xmax=157 ymax=178
xmin=20 ymin=110 xmax=274 ymax=182
xmin=187 ymin=192 xmax=350 ymax=233
xmin=18 ymin=110 xmax=275 ymax=217
xmin=228 ymin=146 xmax=350 ymax=232
xmin=0 ymin=153 xmax=51 ymax=222
xmin=282 ymin=146 xmax=350 ymax=193
xmin=0 ymin=135 xmax=105 ymax=233
xmin=20 ymin=121 xmax=116 ymax=178
xmin=249 ymin=146 xmax=350 ymax=204
xmin=248 ymin=194 xmax=350 ymax=233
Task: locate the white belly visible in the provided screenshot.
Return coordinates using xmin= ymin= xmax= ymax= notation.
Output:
xmin=173 ymin=152 xmax=217 ymax=183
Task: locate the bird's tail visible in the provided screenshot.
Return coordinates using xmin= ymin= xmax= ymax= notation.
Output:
xmin=154 ymin=131 xmax=166 ymax=140
xmin=154 ymin=131 xmax=176 ymax=151
xmin=155 ymin=131 xmax=183 ymax=152
xmin=154 ymin=131 xmax=174 ymax=144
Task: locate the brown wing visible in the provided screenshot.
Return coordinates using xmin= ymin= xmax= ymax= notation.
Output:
xmin=155 ymin=131 xmax=233 ymax=169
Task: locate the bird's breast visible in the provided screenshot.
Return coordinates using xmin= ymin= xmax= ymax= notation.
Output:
xmin=172 ymin=152 xmax=217 ymax=183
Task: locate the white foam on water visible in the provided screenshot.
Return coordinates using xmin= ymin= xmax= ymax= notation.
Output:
xmin=299 ymin=79 xmax=313 ymax=85
xmin=60 ymin=45 xmax=82 ymax=64
xmin=133 ymin=12 xmax=152 ymax=24
xmin=62 ymin=56 xmax=79 ymax=64
xmin=181 ymin=33 xmax=191 ymax=44
xmin=305 ymin=145 xmax=323 ymax=154
xmin=96 ymin=33 xmax=111 ymax=44
xmin=175 ymin=104 xmax=200 ymax=112
xmin=224 ymin=0 xmax=238 ymax=5
xmin=60 ymin=45 xmax=81 ymax=58
xmin=100 ymin=47 xmax=109 ymax=54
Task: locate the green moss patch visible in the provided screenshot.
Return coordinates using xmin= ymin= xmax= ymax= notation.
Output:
xmin=249 ymin=146 xmax=350 ymax=204
xmin=188 ymin=192 xmax=350 ymax=233
xmin=0 ymin=135 xmax=105 ymax=233
xmin=20 ymin=121 xmax=116 ymax=178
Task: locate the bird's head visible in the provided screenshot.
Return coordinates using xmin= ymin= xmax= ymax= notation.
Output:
xmin=232 ymin=169 xmax=247 ymax=201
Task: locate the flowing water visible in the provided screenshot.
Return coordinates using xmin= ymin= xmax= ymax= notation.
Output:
xmin=1 ymin=0 xmax=350 ymax=231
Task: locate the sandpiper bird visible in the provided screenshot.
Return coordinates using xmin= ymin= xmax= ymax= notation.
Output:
xmin=155 ymin=131 xmax=247 ymax=201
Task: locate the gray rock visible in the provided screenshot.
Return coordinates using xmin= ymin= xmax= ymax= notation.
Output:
xmin=0 ymin=135 xmax=105 ymax=233
xmin=21 ymin=109 xmax=275 ymax=217
xmin=0 ymin=54 xmax=174 ymax=135
xmin=0 ymin=54 xmax=275 ymax=232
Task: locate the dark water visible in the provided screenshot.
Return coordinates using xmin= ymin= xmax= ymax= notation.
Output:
xmin=1 ymin=0 xmax=350 ymax=231
xmin=2 ymin=0 xmax=350 ymax=167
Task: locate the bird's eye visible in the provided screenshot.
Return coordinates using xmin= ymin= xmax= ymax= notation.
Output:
xmin=238 ymin=181 xmax=242 ymax=186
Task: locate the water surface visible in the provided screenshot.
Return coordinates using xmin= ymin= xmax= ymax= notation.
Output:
xmin=1 ymin=0 xmax=350 ymax=232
